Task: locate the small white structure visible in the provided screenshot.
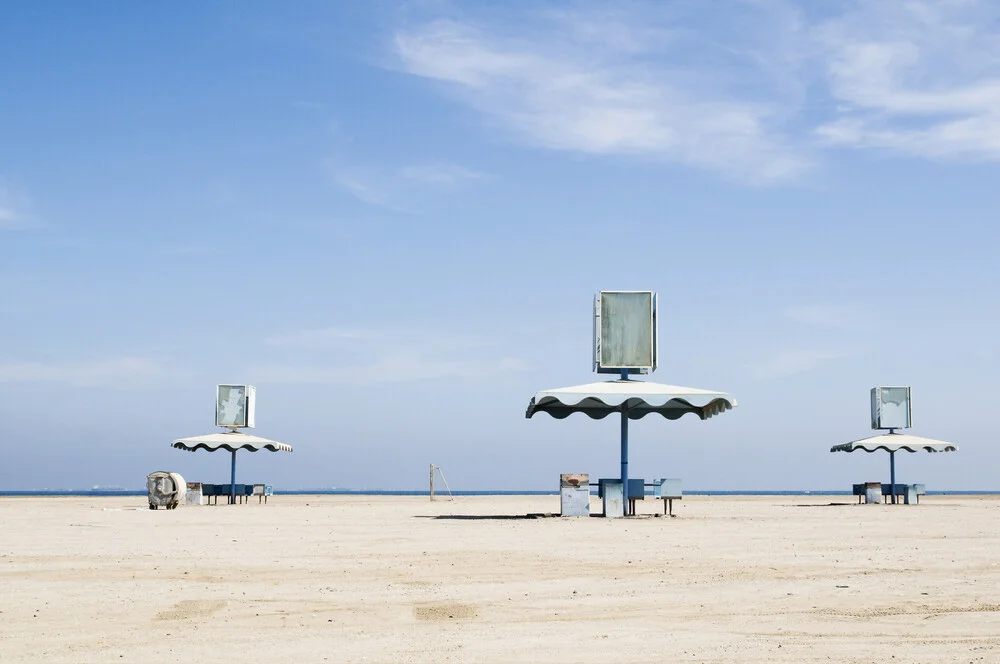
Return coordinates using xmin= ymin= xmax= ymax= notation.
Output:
xmin=146 ymin=471 xmax=186 ymax=510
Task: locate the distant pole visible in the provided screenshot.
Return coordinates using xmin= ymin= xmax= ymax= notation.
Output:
xmin=230 ymin=449 xmax=237 ymax=505
xmin=429 ymin=464 xmax=435 ymax=501
xmin=620 ymin=368 xmax=629 ymax=515
xmin=889 ymin=450 xmax=896 ymax=505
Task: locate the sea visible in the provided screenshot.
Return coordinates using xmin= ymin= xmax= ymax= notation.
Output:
xmin=1 ymin=489 xmax=996 ymax=497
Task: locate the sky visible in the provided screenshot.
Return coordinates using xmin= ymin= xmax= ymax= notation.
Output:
xmin=1 ymin=0 xmax=997 ymax=491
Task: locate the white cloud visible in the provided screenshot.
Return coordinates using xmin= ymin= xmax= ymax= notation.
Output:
xmin=0 ymin=357 xmax=172 ymax=386
xmin=392 ymin=6 xmax=813 ymax=184
xmin=814 ymin=0 xmax=1000 ymax=159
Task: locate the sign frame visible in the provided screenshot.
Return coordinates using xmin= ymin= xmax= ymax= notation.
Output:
xmin=870 ymin=386 xmax=911 ymax=430
xmin=593 ymin=291 xmax=658 ymax=374
xmin=216 ymin=384 xmax=256 ymax=429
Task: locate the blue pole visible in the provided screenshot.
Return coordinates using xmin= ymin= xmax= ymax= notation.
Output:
xmin=620 ymin=368 xmax=629 ymax=515
xmin=889 ymin=450 xmax=896 ymax=505
xmin=230 ymin=449 xmax=237 ymax=505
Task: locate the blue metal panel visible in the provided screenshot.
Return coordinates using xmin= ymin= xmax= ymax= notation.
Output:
xmin=653 ymin=478 xmax=682 ymax=499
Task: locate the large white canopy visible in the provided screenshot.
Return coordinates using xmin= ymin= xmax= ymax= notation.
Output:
xmin=171 ymin=432 xmax=293 ymax=453
xmin=831 ymin=433 xmax=957 ymax=454
xmin=526 ymin=379 xmax=737 ymax=420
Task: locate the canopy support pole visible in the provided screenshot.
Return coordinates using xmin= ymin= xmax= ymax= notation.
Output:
xmin=230 ymin=449 xmax=237 ymax=505
xmin=889 ymin=449 xmax=896 ymax=505
xmin=620 ymin=369 xmax=629 ymax=516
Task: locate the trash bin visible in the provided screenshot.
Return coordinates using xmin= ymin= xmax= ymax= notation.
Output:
xmin=559 ymin=474 xmax=590 ymax=517
xmin=903 ymin=485 xmax=918 ymax=504
xmin=146 ymin=471 xmax=186 ymax=510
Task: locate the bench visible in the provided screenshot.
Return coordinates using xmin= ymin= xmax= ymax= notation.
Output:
xmin=853 ymin=483 xmax=926 ymax=505
xmin=882 ymin=483 xmax=925 ymax=504
xmin=200 ymin=483 xmax=258 ymax=504
xmin=253 ymin=484 xmax=273 ymax=504
xmin=653 ymin=478 xmax=682 ymax=516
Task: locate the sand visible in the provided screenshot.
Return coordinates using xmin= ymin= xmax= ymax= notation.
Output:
xmin=1 ymin=494 xmax=999 ymax=663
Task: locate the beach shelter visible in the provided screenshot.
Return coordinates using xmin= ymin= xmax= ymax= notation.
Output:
xmin=172 ymin=431 xmax=292 ymax=504
xmin=831 ymin=432 xmax=957 ymax=503
xmin=526 ymin=377 xmax=736 ymax=512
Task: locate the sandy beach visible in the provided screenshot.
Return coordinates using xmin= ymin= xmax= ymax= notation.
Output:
xmin=1 ymin=494 xmax=999 ymax=663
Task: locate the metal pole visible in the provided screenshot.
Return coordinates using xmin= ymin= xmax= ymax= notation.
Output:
xmin=429 ymin=464 xmax=435 ymax=501
xmin=620 ymin=369 xmax=629 ymax=515
xmin=889 ymin=450 xmax=896 ymax=505
xmin=231 ymin=449 xmax=237 ymax=505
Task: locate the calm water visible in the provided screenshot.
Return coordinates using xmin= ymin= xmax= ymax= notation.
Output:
xmin=1 ymin=489 xmax=995 ymax=497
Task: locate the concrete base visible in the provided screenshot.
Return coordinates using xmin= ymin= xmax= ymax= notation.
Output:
xmin=560 ymin=487 xmax=590 ymax=517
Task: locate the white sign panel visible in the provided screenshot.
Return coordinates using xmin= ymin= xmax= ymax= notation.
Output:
xmin=871 ymin=386 xmax=911 ymax=430
xmin=593 ymin=291 xmax=658 ymax=373
xmin=216 ymin=384 xmax=256 ymax=428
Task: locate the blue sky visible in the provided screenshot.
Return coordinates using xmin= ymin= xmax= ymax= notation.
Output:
xmin=1 ymin=1 xmax=997 ymax=491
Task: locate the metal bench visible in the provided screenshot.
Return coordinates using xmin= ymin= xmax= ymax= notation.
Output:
xmin=200 ymin=483 xmax=256 ymax=504
xmin=853 ymin=483 xmax=926 ymax=504
xmin=883 ymin=483 xmax=925 ymax=504
xmin=653 ymin=478 xmax=682 ymax=516
xmin=253 ymin=484 xmax=273 ymax=504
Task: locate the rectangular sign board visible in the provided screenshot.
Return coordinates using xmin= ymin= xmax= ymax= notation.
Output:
xmin=216 ymin=384 xmax=256 ymax=428
xmin=593 ymin=291 xmax=658 ymax=373
xmin=871 ymin=386 xmax=911 ymax=430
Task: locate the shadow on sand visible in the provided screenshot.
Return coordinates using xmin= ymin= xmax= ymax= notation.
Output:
xmin=415 ymin=513 xmax=560 ymax=520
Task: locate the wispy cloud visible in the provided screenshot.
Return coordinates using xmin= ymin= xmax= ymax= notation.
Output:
xmin=0 ymin=357 xmax=175 ymax=386
xmin=746 ymin=348 xmax=849 ymax=379
xmin=327 ymin=165 xmax=416 ymax=213
xmin=390 ymin=2 xmax=1000 ymax=175
xmin=400 ymin=162 xmax=489 ymax=187
xmin=392 ymin=5 xmax=813 ymax=184
xmin=814 ymin=1 xmax=1000 ymax=160
xmin=327 ymin=157 xmax=486 ymax=212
